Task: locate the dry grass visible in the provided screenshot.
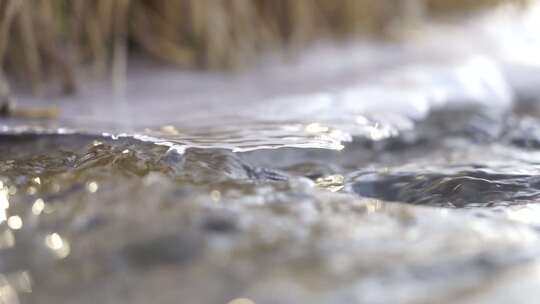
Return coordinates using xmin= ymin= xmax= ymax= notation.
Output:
xmin=0 ymin=0 xmax=527 ymax=94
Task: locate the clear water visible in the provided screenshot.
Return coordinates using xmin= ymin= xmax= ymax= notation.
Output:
xmin=4 ymin=5 xmax=540 ymax=304
xmin=1 ymin=104 xmax=540 ymax=304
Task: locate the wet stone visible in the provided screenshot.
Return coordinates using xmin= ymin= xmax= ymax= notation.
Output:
xmin=506 ymin=117 xmax=540 ymax=149
xmin=120 ymin=233 xmax=204 ymax=269
xmin=201 ymin=213 xmax=238 ymax=234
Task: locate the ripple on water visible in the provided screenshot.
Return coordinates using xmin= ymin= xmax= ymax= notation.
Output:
xmin=348 ymin=167 xmax=540 ymax=207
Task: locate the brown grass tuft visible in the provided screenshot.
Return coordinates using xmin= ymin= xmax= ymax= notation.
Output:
xmin=0 ymin=0 xmax=528 ymax=94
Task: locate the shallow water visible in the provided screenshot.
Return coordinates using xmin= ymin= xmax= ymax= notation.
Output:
xmin=4 ymin=4 xmax=540 ymax=304
xmin=1 ymin=106 xmax=540 ymax=304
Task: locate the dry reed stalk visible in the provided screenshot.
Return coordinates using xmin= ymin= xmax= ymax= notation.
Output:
xmin=0 ymin=0 xmax=528 ymax=95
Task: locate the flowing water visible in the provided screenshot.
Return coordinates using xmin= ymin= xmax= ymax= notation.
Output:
xmin=4 ymin=4 xmax=540 ymax=304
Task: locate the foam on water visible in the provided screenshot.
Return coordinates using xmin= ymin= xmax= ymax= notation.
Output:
xmin=109 ymin=55 xmax=515 ymax=154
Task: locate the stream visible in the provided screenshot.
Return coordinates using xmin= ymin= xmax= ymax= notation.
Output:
xmin=3 ymin=4 xmax=540 ymax=304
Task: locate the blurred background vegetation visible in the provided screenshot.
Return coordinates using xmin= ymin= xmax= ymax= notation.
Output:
xmin=0 ymin=0 xmax=528 ymax=96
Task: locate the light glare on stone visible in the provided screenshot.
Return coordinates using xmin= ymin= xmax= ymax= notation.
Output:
xmin=45 ymin=233 xmax=70 ymax=259
xmin=0 ymin=189 xmax=9 ymax=223
xmin=7 ymin=216 xmax=22 ymax=230
xmin=87 ymin=182 xmax=99 ymax=193
xmin=32 ymin=199 xmax=45 ymax=215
